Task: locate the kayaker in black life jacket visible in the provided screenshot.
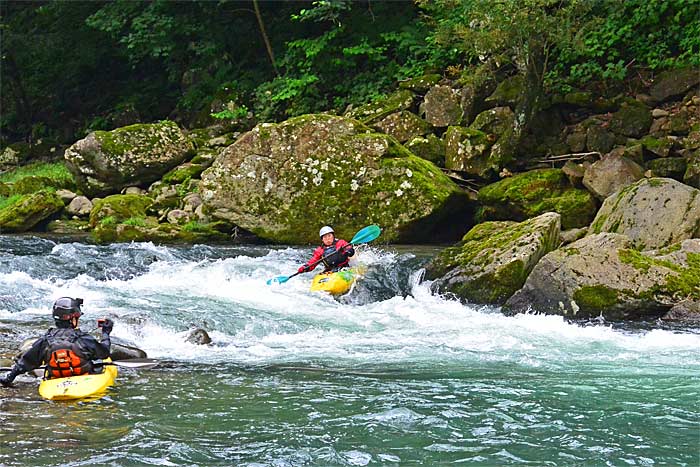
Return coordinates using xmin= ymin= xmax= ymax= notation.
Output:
xmin=298 ymin=225 xmax=355 ymax=274
xmin=0 ymin=297 xmax=113 ymax=387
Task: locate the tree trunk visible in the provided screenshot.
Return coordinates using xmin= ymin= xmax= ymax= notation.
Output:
xmin=252 ymin=0 xmax=279 ymax=76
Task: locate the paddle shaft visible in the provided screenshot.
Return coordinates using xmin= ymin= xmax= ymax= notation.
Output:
xmin=0 ymin=358 xmax=158 ymax=372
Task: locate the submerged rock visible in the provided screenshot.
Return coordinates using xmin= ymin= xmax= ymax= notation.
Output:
xmin=185 ymin=328 xmax=211 ymax=345
xmin=425 ymin=212 xmax=561 ymax=304
xmin=200 ymin=114 xmax=471 ymax=243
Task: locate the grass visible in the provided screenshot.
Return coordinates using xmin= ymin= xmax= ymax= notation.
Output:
xmin=0 ymin=194 xmax=23 ymax=211
xmin=0 ymin=162 xmax=75 ymax=187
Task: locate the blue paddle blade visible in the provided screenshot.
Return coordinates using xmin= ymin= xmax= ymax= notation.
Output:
xmin=350 ymin=225 xmax=381 ymax=244
xmin=267 ymin=275 xmax=290 ymax=285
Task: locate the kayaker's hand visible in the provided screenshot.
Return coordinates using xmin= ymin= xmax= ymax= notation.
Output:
xmin=99 ymin=318 xmax=114 ymax=334
xmin=298 ymin=265 xmax=310 ymax=273
xmin=0 ymin=373 xmax=13 ymax=387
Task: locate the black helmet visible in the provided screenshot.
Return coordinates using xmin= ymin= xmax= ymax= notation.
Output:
xmin=52 ymin=297 xmax=84 ymax=321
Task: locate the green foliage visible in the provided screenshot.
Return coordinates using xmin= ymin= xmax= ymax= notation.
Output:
xmin=550 ymin=0 xmax=700 ymax=88
xmin=211 ymin=105 xmax=249 ymax=121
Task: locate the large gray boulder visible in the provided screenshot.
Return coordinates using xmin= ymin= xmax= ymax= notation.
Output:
xmin=589 ymin=178 xmax=700 ymax=250
xmin=424 ymin=213 xmax=561 ymax=304
xmin=504 ymin=234 xmax=700 ymax=320
xmin=649 ymin=68 xmax=700 ymax=103
xmin=64 ymin=121 xmax=194 ymax=197
xmin=200 ymin=114 xmax=470 ymax=243
xmin=582 ymin=154 xmax=645 ymax=200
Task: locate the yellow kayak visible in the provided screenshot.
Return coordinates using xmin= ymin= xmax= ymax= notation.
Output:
xmin=38 ymin=359 xmax=118 ymax=401
xmin=310 ymin=267 xmax=364 ymax=295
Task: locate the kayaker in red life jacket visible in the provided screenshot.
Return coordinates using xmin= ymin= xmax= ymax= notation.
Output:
xmin=298 ymin=226 xmax=355 ymax=274
xmin=0 ymin=297 xmax=113 ymax=387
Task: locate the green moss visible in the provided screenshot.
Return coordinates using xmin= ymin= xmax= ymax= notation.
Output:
xmin=573 ymin=285 xmax=621 ymax=311
xmin=89 ymin=194 xmax=153 ymax=227
xmin=0 ymin=194 xmax=22 ymax=211
xmin=163 ymin=164 xmax=205 ymax=185
xmin=122 ymin=216 xmax=146 ymax=227
xmin=0 ymin=190 xmax=65 ymax=232
xmin=100 ymin=216 xmax=117 ymax=227
xmin=478 ymin=169 xmax=596 ymax=229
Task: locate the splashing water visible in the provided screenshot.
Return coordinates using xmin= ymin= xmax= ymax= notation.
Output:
xmin=0 ymin=236 xmax=698 ymax=466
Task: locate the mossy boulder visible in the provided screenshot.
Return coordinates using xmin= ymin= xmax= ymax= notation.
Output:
xmin=471 ymin=106 xmax=515 ymax=136
xmin=588 ymin=177 xmax=700 ymax=250
xmin=88 ymin=194 xmax=153 ymax=228
xmin=444 ymin=126 xmax=495 ymax=177
xmin=200 ymin=114 xmax=471 ymax=243
xmin=425 ymin=212 xmax=561 ymax=304
xmin=608 ymin=100 xmax=652 ymax=138
xmin=582 ymin=154 xmax=644 ymax=200
xmin=10 ymin=176 xmax=56 ymax=195
xmin=422 ymin=85 xmax=463 ymax=127
xmin=92 ymin=218 xmax=228 ymax=244
xmin=684 ymin=153 xmax=700 ymax=188
xmin=646 ymin=157 xmax=688 ymax=181
xmin=484 ymin=75 xmax=524 ymax=108
xmin=398 ymin=74 xmax=442 ymax=93
xmin=640 ymin=135 xmax=673 ymax=158
xmin=0 ymin=191 xmax=65 ymax=233
xmin=373 ymin=111 xmax=432 ymax=143
xmin=344 ymin=90 xmax=415 ymax=125
xmin=45 ymin=219 xmax=90 ymax=235
xmin=477 ymin=169 xmax=598 ymax=229
xmin=0 ymin=182 xmax=10 ymax=197
xmin=64 ymin=121 xmax=194 ymax=197
xmin=586 ymin=125 xmax=616 ymax=154
xmin=162 ymin=163 xmax=206 ymax=185
xmin=649 ymin=68 xmax=700 ymax=103
xmin=505 ymin=234 xmax=700 ymax=320
xmin=405 ymin=134 xmax=445 ymax=167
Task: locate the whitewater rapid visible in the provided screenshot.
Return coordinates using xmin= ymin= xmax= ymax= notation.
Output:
xmin=1 ymin=238 xmax=698 ymax=375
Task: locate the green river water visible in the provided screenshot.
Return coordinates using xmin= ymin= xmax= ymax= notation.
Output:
xmin=0 ymin=237 xmax=698 ymax=466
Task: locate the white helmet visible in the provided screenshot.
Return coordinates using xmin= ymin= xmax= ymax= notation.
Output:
xmin=319 ymin=226 xmax=334 ymax=237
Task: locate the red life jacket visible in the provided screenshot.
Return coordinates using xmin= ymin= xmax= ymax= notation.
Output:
xmin=320 ymin=239 xmax=351 ymax=271
xmin=44 ymin=328 xmax=92 ymax=378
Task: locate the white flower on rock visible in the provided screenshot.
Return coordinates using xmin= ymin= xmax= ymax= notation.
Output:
xmin=406 ymin=169 xmax=413 ymax=178
xmin=350 ymin=180 xmax=359 ymax=192
xmin=394 ymin=189 xmax=404 ymax=197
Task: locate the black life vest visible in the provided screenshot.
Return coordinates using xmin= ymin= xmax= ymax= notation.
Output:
xmin=322 ymin=240 xmax=349 ymax=271
xmin=44 ymin=328 xmax=92 ymax=378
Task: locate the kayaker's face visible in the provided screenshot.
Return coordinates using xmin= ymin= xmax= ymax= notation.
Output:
xmin=71 ymin=316 xmax=79 ymax=328
xmin=321 ymin=233 xmax=334 ymax=246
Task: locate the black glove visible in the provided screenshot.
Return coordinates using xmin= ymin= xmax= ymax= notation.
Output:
xmin=99 ymin=318 xmax=114 ymax=334
xmin=0 ymin=372 xmax=15 ymax=387
xmin=344 ymin=246 xmax=355 ymax=257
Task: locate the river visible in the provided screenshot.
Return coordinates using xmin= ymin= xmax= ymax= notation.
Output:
xmin=0 ymin=236 xmax=698 ymax=466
